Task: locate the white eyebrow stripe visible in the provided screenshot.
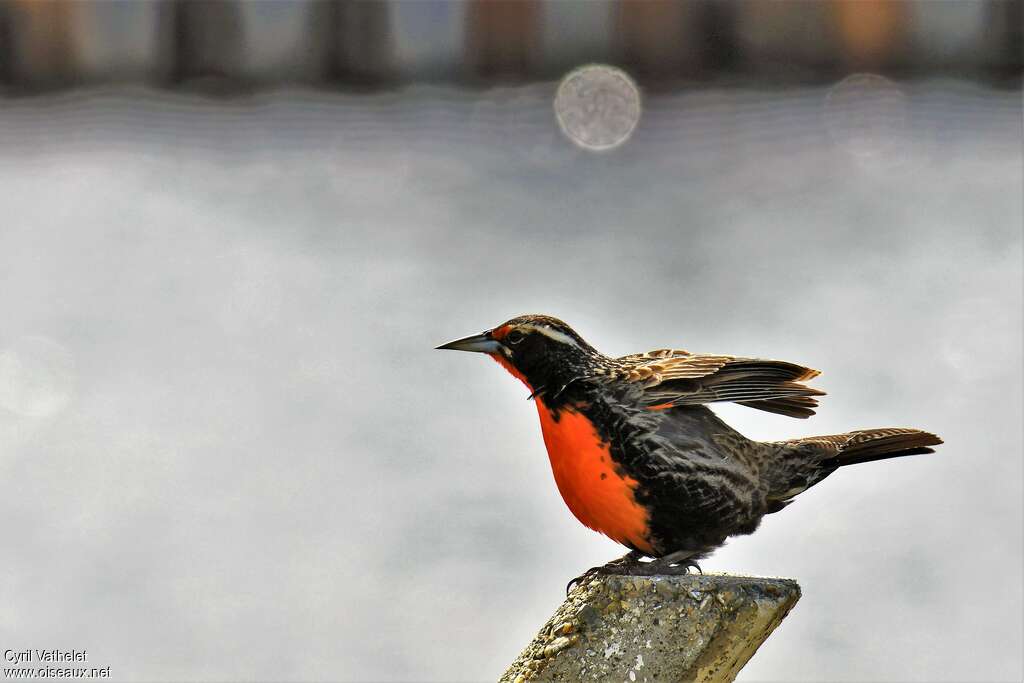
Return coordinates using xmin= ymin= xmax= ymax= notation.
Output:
xmin=521 ymin=323 xmax=581 ymax=348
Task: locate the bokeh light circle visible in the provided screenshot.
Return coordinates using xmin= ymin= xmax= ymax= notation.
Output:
xmin=554 ymin=65 xmax=642 ymax=151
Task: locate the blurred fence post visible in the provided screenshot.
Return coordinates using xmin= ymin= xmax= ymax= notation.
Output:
xmin=0 ymin=0 xmax=1020 ymax=91
xmin=0 ymin=0 xmax=79 ymax=88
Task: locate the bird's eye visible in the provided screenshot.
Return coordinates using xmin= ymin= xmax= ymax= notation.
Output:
xmin=506 ymin=330 xmax=525 ymax=344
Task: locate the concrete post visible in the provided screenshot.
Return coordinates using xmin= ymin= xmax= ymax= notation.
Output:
xmin=501 ymin=573 xmax=800 ymax=682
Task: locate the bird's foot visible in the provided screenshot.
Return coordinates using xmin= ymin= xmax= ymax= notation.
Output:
xmin=617 ymin=551 xmax=703 ymax=577
xmin=566 ymin=551 xmax=644 ymax=594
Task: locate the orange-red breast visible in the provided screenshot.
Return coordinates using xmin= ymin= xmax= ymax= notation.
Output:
xmin=438 ymin=314 xmax=942 ymax=572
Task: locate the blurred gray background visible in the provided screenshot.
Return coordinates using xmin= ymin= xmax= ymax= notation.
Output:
xmin=1 ymin=1 xmax=1022 ymax=682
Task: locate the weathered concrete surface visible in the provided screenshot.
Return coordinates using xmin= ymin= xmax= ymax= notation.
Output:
xmin=501 ymin=573 xmax=800 ymax=683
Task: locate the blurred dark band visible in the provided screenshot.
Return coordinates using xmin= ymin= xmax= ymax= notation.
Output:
xmin=0 ymin=0 xmax=1020 ymax=93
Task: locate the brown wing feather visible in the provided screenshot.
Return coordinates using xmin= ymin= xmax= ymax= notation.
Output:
xmin=615 ymin=351 xmax=825 ymax=418
xmin=737 ymin=396 xmax=821 ymax=419
xmin=616 ymin=348 xmax=692 ymax=363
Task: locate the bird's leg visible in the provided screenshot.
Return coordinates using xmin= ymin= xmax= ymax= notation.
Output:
xmin=661 ymin=550 xmax=703 ymax=575
xmin=617 ymin=550 xmax=703 ymax=576
xmin=566 ymin=550 xmax=644 ymax=594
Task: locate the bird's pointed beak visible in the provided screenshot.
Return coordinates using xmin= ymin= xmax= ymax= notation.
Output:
xmin=435 ymin=331 xmax=502 ymax=354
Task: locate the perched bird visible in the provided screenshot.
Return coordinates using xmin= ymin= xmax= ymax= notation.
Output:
xmin=437 ymin=314 xmax=941 ymax=578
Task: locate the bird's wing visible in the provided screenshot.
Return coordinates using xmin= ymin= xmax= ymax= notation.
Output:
xmin=616 ymin=348 xmax=694 ymax=363
xmin=614 ymin=351 xmax=825 ymax=418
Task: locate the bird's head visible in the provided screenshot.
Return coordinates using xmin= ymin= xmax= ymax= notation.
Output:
xmin=436 ymin=314 xmax=604 ymax=395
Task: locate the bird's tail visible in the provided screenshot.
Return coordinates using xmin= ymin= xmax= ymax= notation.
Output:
xmin=763 ymin=427 xmax=941 ymax=511
xmin=790 ymin=427 xmax=943 ymax=467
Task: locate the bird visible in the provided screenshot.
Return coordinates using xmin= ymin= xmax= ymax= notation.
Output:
xmin=437 ymin=314 xmax=942 ymax=581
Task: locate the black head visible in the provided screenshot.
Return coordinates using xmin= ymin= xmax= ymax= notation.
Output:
xmin=436 ymin=314 xmax=604 ymax=391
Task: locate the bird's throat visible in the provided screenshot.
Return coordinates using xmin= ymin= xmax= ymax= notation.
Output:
xmin=489 ymin=352 xmax=532 ymax=390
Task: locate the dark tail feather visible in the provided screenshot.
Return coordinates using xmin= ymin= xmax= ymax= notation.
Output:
xmin=810 ymin=428 xmax=943 ymax=468
xmin=765 ymin=428 xmax=942 ymax=511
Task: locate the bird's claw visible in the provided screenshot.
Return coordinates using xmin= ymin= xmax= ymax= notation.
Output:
xmin=566 ymin=551 xmax=644 ymax=595
xmin=565 ymin=569 xmax=596 ymax=595
xmin=565 ymin=552 xmax=703 ymax=594
xmin=672 ymin=559 xmax=703 ymax=575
